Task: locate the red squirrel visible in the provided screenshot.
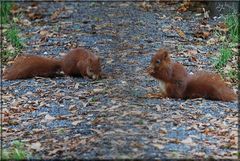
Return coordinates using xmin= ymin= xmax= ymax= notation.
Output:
xmin=148 ymin=48 xmax=237 ymax=102
xmin=61 ymin=48 xmax=101 ymax=80
xmin=3 ymin=55 xmax=62 ymax=80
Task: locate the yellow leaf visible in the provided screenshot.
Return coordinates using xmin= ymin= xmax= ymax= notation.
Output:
xmin=176 ymin=29 xmax=185 ymax=38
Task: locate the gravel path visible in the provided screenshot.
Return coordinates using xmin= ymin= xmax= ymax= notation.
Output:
xmin=2 ymin=2 xmax=238 ymax=159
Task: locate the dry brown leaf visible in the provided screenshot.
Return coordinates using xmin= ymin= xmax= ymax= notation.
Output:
xmin=215 ymin=22 xmax=228 ymax=32
xmin=176 ymin=28 xmax=185 ymax=38
xmin=10 ymin=4 xmax=21 ymax=14
xmin=51 ymin=8 xmax=65 ymax=20
xmin=39 ymin=30 xmax=49 ymax=36
xmin=194 ymin=31 xmax=210 ymax=39
xmin=177 ymin=2 xmax=190 ymax=13
xmin=189 ymin=56 xmax=197 ymax=62
xmin=145 ymin=93 xmax=164 ymax=98
xmin=28 ymin=12 xmax=43 ymax=20
xmin=2 ymin=108 xmax=10 ymax=115
xmin=187 ymin=50 xmax=198 ymax=55
xmin=139 ymin=2 xmax=152 ymax=11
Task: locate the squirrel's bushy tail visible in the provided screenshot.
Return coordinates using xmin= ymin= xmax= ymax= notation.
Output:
xmin=185 ymin=72 xmax=237 ymax=102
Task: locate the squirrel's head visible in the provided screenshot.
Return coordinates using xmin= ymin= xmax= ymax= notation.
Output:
xmin=148 ymin=48 xmax=171 ymax=76
xmin=86 ymin=56 xmax=101 ymax=80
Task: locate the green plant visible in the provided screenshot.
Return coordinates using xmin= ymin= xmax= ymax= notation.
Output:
xmin=57 ymin=128 xmax=66 ymax=135
xmin=213 ymin=14 xmax=239 ymax=83
xmin=1 ymin=50 xmax=17 ymax=61
xmin=225 ymin=14 xmax=240 ymax=43
xmin=1 ymin=2 xmax=23 ymax=63
xmin=227 ymin=69 xmax=238 ymax=79
xmin=137 ymin=119 xmax=144 ymax=125
xmin=1 ymin=140 xmax=31 ymax=160
xmin=0 ymin=2 xmax=12 ymax=24
xmin=233 ymin=152 xmax=240 ymax=157
xmin=214 ymin=47 xmax=233 ymax=70
xmin=5 ymin=26 xmax=22 ymax=49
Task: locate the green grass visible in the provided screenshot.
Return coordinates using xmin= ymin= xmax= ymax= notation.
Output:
xmin=214 ymin=47 xmax=233 ymax=70
xmin=5 ymin=26 xmax=23 ymax=49
xmin=1 ymin=50 xmax=16 ymax=61
xmin=214 ymin=14 xmax=239 ymax=82
xmin=225 ymin=14 xmax=240 ymax=43
xmin=1 ymin=2 xmax=23 ymax=63
xmin=233 ymin=152 xmax=240 ymax=157
xmin=137 ymin=119 xmax=144 ymax=125
xmin=0 ymin=2 xmax=12 ymax=24
xmin=1 ymin=140 xmax=31 ymax=160
xmin=57 ymin=128 xmax=66 ymax=135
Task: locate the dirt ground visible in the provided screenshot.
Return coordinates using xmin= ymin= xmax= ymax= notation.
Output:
xmin=2 ymin=2 xmax=238 ymax=159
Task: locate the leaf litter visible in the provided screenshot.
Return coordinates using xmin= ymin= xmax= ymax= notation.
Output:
xmin=2 ymin=1 xmax=238 ymax=160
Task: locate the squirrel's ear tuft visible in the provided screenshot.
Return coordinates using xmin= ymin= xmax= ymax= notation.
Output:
xmin=163 ymin=51 xmax=169 ymax=59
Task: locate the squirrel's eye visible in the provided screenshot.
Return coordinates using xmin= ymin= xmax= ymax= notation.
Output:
xmin=156 ymin=60 xmax=161 ymax=64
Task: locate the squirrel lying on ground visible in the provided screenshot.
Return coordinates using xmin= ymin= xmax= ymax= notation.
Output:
xmin=3 ymin=55 xmax=62 ymax=80
xmin=61 ymin=48 xmax=102 ymax=80
xmin=148 ymin=48 xmax=237 ymax=102
xmin=3 ymin=47 xmax=102 ymax=80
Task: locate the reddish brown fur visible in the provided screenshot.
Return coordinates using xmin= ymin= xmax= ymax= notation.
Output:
xmin=184 ymin=72 xmax=237 ymax=101
xmin=3 ymin=55 xmax=61 ymax=80
xmin=148 ymin=48 xmax=237 ymax=102
xmin=61 ymin=48 xmax=101 ymax=79
xmin=148 ymin=49 xmax=188 ymax=98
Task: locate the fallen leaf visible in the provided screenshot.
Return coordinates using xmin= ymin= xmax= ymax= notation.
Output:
xmin=174 ymin=16 xmax=183 ymax=21
xmin=74 ymin=83 xmax=80 ymax=89
xmin=51 ymin=8 xmax=65 ymax=20
xmin=28 ymin=12 xmax=43 ymax=20
xmin=49 ymin=148 xmax=63 ymax=155
xmin=10 ymin=4 xmax=21 ymax=14
xmin=39 ymin=30 xmax=49 ymax=36
xmin=194 ymin=31 xmax=210 ymax=39
xmin=72 ymin=120 xmax=82 ymax=126
xmin=93 ymin=88 xmax=104 ymax=93
xmin=69 ymin=105 xmax=77 ymax=111
xmin=189 ymin=56 xmax=197 ymax=62
xmin=206 ymin=38 xmax=218 ymax=45
xmin=231 ymin=48 xmax=238 ymax=53
xmin=176 ymin=28 xmax=185 ymax=38
xmin=44 ymin=114 xmax=56 ymax=121
xmin=177 ymin=2 xmax=190 ymax=12
xmin=145 ymin=93 xmax=164 ymax=98
xmin=152 ymin=143 xmax=164 ymax=149
xmin=139 ymin=2 xmax=152 ymax=11
xmin=2 ymin=108 xmax=10 ymax=115
xmin=181 ymin=137 xmax=196 ymax=146
xmin=187 ymin=50 xmax=198 ymax=55
xmin=30 ymin=142 xmax=41 ymax=151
